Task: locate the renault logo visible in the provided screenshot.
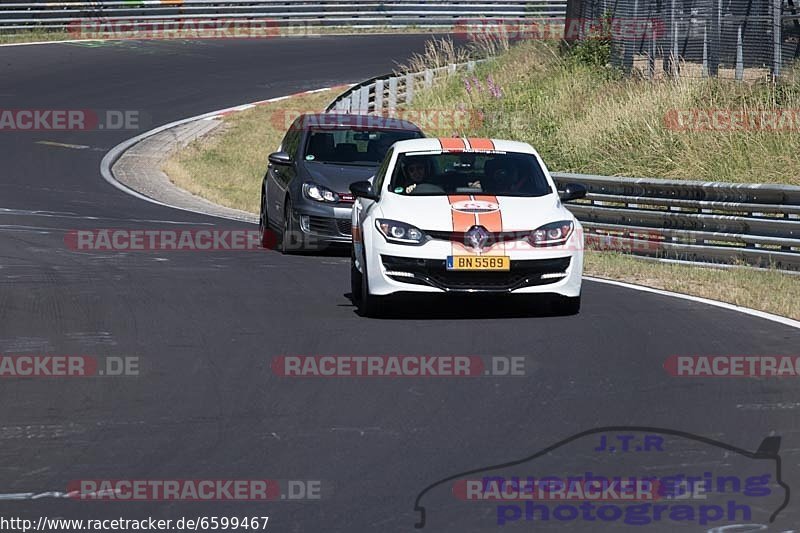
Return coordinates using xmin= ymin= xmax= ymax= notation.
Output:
xmin=465 ymin=225 xmax=491 ymax=251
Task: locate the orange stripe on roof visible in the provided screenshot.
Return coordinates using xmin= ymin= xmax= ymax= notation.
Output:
xmin=467 ymin=138 xmax=495 ymax=151
xmin=439 ymin=137 xmax=467 ymax=151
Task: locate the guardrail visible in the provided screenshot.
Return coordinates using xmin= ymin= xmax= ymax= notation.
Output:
xmin=327 ymin=67 xmax=800 ymax=271
xmin=0 ymin=1 xmax=567 ymax=33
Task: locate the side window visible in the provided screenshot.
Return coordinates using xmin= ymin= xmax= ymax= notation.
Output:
xmin=280 ymin=119 xmax=302 ymax=159
xmin=372 ymin=148 xmax=394 ymax=194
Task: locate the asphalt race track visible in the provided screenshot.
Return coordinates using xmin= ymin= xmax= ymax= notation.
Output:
xmin=0 ymin=35 xmax=799 ymax=532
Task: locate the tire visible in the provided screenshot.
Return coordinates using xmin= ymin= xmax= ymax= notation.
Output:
xmin=356 ymin=249 xmax=381 ymax=318
xmin=280 ymin=197 xmax=300 ymax=254
xmin=552 ymin=295 xmax=581 ymax=316
xmin=258 ymin=183 xmax=273 ymax=249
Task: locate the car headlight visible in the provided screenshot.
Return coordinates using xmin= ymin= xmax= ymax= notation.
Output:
xmin=528 ymin=220 xmax=574 ymax=246
xmin=303 ymin=182 xmax=339 ymax=203
xmin=376 ymin=219 xmax=429 ymax=245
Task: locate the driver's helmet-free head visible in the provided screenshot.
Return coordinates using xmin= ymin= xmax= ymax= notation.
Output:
xmin=403 ymin=158 xmax=428 ymax=183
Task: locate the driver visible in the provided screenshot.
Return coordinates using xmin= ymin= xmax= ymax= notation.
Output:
xmin=401 ymin=158 xmax=429 ymax=194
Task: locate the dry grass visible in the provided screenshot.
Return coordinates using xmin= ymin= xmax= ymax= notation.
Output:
xmin=162 ymin=88 xmax=340 ymax=213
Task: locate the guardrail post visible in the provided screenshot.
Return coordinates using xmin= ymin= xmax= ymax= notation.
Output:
xmin=467 ymin=60 xmax=476 ymax=72
xmin=374 ymin=79 xmax=384 ymax=114
xmin=424 ymin=69 xmax=433 ymax=88
xmin=405 ymin=73 xmax=414 ymax=105
xmin=388 ymin=77 xmax=398 ymax=115
xmin=448 ymin=63 xmax=457 ymax=75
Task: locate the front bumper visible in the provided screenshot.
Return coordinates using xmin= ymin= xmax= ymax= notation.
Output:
xmin=295 ymin=204 xmax=353 ymax=244
xmin=380 ymin=255 xmax=573 ymax=293
xmin=363 ymin=224 xmax=584 ymax=297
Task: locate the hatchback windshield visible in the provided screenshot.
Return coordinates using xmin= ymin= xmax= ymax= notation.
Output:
xmin=389 ymin=152 xmax=552 ymax=196
xmin=304 ymin=128 xmax=420 ymax=166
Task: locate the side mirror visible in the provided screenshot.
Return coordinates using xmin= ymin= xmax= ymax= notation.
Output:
xmin=350 ymin=180 xmax=378 ymax=200
xmin=268 ymin=152 xmax=292 ymax=166
xmin=559 ymin=183 xmax=587 ymax=202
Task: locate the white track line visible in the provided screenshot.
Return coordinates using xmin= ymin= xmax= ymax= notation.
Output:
xmin=99 ymin=86 xmax=347 ymax=223
xmin=585 ymin=276 xmax=800 ymax=330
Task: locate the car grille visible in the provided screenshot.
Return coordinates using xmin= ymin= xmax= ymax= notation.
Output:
xmin=306 ymin=216 xmax=351 ymax=237
xmin=380 ymin=255 xmax=571 ymax=292
xmin=336 ymin=219 xmax=352 ymax=236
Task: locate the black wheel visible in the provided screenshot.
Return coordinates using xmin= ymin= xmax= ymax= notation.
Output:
xmin=280 ymin=197 xmax=300 ymax=254
xmin=552 ymin=295 xmax=581 ymax=316
xmin=356 ymin=250 xmax=381 ymax=317
xmin=258 ymin=183 xmax=274 ymax=249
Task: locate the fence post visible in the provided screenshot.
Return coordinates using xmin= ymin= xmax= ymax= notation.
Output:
xmin=388 ymin=77 xmax=398 ymax=115
xmin=649 ymin=22 xmax=656 ymax=79
xmin=351 ymin=88 xmax=361 ymax=114
xmin=735 ymin=25 xmax=744 ymax=81
xmin=702 ymin=24 xmax=708 ymax=77
xmin=467 ymin=60 xmax=476 ymax=72
xmin=773 ymin=0 xmax=782 ymax=79
xmin=708 ymin=0 xmax=720 ymax=76
xmin=359 ymin=86 xmax=370 ymax=113
xmin=448 ymin=63 xmax=457 ymax=75
xmin=405 ymin=73 xmax=414 ymax=105
xmin=663 ymin=0 xmax=676 ymax=74
xmin=671 ymin=20 xmax=680 ymax=78
xmin=374 ymin=79 xmax=384 ymax=113
xmin=424 ymin=69 xmax=433 ymax=88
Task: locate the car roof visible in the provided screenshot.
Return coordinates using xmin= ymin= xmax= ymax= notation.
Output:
xmin=293 ymin=113 xmax=422 ymax=132
xmin=391 ymin=137 xmax=537 ymax=155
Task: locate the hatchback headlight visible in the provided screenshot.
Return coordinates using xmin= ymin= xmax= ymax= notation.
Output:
xmin=376 ymin=219 xmax=429 ymax=245
xmin=528 ymin=220 xmax=574 ymax=246
xmin=303 ymin=182 xmax=339 ymax=203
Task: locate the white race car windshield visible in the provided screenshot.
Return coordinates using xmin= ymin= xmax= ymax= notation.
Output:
xmin=389 ymin=152 xmax=553 ymax=197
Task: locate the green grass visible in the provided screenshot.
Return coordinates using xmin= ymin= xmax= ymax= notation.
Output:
xmin=409 ymin=41 xmax=800 ymax=185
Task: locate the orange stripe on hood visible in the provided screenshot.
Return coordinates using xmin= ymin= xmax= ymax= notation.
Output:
xmin=448 ymin=194 xmax=474 ymax=255
xmin=474 ymin=195 xmax=504 ymax=256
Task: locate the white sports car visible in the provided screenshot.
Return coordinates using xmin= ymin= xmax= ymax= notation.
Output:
xmin=349 ymin=137 xmax=586 ymax=317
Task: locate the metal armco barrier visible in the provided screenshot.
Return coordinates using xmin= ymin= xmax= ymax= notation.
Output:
xmin=327 ymin=68 xmax=800 ymax=271
xmin=0 ymin=1 xmax=567 ymax=33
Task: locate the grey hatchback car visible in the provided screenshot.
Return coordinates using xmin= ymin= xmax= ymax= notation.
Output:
xmin=259 ymin=113 xmax=423 ymax=253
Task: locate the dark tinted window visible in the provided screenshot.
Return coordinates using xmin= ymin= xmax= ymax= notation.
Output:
xmin=303 ymin=129 xmax=419 ymax=166
xmin=389 ymin=152 xmax=552 ymax=197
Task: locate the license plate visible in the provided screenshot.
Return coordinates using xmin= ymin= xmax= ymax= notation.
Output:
xmin=446 ymin=256 xmax=510 ymax=271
